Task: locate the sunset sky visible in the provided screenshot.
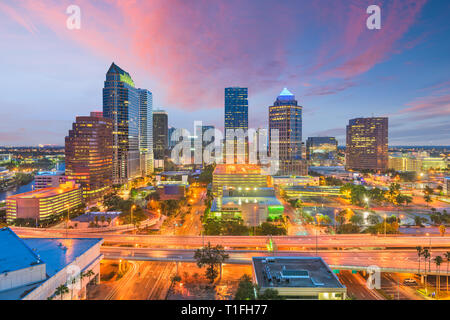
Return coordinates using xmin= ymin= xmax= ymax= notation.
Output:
xmin=0 ymin=0 xmax=449 ymax=146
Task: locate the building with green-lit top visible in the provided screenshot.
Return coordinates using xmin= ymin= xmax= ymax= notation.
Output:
xmin=210 ymin=187 xmax=284 ymax=226
xmin=103 ymin=62 xmax=141 ymax=184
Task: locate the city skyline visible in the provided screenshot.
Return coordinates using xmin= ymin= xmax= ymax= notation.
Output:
xmin=0 ymin=1 xmax=449 ymax=146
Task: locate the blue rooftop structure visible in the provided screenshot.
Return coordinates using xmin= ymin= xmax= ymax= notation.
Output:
xmin=0 ymin=228 xmax=43 ymax=274
xmin=0 ymin=227 xmax=103 ymax=300
xmin=22 ymin=238 xmax=102 ymax=278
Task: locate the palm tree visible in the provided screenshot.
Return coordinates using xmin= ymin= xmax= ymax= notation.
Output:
xmin=54 ymin=284 xmax=69 ymax=300
xmin=85 ymin=269 xmax=95 ymax=286
xmin=416 ymin=246 xmax=423 ymax=275
xmin=444 ymin=252 xmax=450 ymax=293
xmin=423 ymin=249 xmax=430 ymax=294
xmin=69 ymin=276 xmax=77 ymax=300
xmin=433 ymin=256 xmax=443 ymax=297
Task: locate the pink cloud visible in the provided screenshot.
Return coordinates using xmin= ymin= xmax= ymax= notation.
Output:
xmin=2 ymin=0 xmax=428 ymax=111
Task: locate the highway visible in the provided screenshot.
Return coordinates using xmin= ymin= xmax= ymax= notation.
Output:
xmin=336 ymin=271 xmax=384 ymax=300
xmin=101 ymin=261 xmax=175 ymax=300
xmin=100 ymin=247 xmax=450 ymax=275
xmin=13 ymin=227 xmax=450 ymax=249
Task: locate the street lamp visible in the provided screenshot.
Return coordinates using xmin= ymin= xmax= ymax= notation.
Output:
xmin=334 ymin=209 xmax=338 ymax=234
xmin=65 ymin=204 xmax=70 ymax=238
xmin=364 ymin=196 xmax=370 ymax=209
xmin=384 ymin=213 xmax=387 ymax=237
xmin=131 ymin=204 xmax=136 ymax=233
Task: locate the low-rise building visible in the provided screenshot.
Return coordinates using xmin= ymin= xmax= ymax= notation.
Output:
xmin=388 ymin=155 xmax=422 ymax=172
xmin=271 ymin=175 xmax=319 ymax=187
xmin=34 ymin=171 xmax=66 ymax=189
xmin=212 ymin=164 xmax=269 ymax=196
xmin=0 ymin=227 xmax=102 ymax=300
xmin=280 ymin=185 xmax=341 ymax=199
xmin=6 ymin=181 xmax=82 ymax=223
xmin=421 ymin=157 xmax=447 ymax=170
xmin=210 ymin=188 xmax=283 ymax=226
xmin=252 ymin=256 xmax=346 ymax=300
xmin=68 ymin=211 xmax=122 ymax=229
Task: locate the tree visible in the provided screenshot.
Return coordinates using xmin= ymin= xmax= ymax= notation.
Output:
xmin=100 ymin=215 xmax=106 ymax=226
xmin=234 ymin=274 xmax=256 ymax=300
xmin=423 ymin=249 xmax=431 ymax=273
xmin=258 ymin=288 xmax=282 ymax=300
xmin=54 ymin=284 xmax=69 ymax=300
xmin=349 ymin=213 xmax=364 ymax=226
xmin=367 ymin=214 xmax=381 ymax=225
xmin=433 ymin=256 xmax=443 ymax=296
xmin=444 ymin=252 xmax=450 ymax=293
xmin=416 ymin=246 xmax=423 ymax=275
xmin=194 ymin=242 xmax=229 ymax=283
xmin=439 ymin=225 xmax=446 ymax=237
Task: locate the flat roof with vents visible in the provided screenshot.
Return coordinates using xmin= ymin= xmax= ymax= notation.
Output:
xmin=252 ymin=256 xmax=345 ymax=289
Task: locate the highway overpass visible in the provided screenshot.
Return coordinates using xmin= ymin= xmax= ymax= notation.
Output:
xmin=13 ymin=227 xmax=450 ymax=249
xmin=101 ymin=247 xmax=450 ymax=276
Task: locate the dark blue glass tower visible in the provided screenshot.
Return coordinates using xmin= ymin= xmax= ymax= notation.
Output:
xmin=103 ymin=62 xmax=140 ymax=183
xmin=224 ymin=87 xmax=248 ymax=163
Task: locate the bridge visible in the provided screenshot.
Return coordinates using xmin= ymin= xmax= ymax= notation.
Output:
xmin=13 ymin=227 xmax=450 ymax=249
xmin=101 ymin=247 xmax=450 ymax=276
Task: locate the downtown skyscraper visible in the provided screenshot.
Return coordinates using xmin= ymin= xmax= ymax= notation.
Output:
xmin=138 ymin=89 xmax=154 ymax=175
xmin=346 ymin=117 xmax=388 ymax=172
xmin=269 ymin=88 xmax=307 ymax=175
xmin=224 ymin=87 xmax=248 ymax=163
xmin=153 ymin=110 xmax=168 ymax=160
xmin=65 ymin=112 xmax=113 ymax=203
xmin=103 ymin=63 xmax=141 ymax=184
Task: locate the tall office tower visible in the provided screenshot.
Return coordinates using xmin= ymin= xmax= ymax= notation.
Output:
xmin=137 ymin=89 xmax=154 ymax=175
xmin=269 ymin=88 xmax=307 ymax=175
xmin=306 ymin=137 xmax=338 ymax=166
xmin=224 ymin=87 xmax=248 ymax=163
xmin=103 ymin=63 xmax=140 ymax=184
xmin=346 ymin=117 xmax=388 ymax=172
xmin=168 ymin=126 xmax=177 ymax=150
xmin=153 ymin=110 xmax=168 ymax=160
xmin=65 ymin=112 xmax=113 ymax=203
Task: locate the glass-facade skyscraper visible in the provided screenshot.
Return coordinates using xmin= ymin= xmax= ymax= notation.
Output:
xmin=138 ymin=88 xmax=153 ymax=175
xmin=103 ymin=63 xmax=140 ymax=184
xmin=224 ymin=87 xmax=248 ymax=163
xmin=153 ymin=110 xmax=168 ymax=160
xmin=269 ymin=88 xmax=307 ymax=175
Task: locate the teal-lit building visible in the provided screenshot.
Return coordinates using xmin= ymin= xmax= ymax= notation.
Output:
xmin=210 ymin=187 xmax=284 ymax=226
xmin=103 ymin=63 xmax=140 ymax=183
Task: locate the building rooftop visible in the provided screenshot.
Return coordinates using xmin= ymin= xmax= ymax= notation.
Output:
xmin=35 ymin=171 xmax=65 ymax=176
xmin=211 ymin=196 xmax=282 ymax=212
xmin=22 ymin=238 xmax=102 ymax=277
xmin=72 ymin=212 xmax=122 ymax=223
xmin=214 ymin=164 xmax=263 ymax=175
xmin=0 ymin=227 xmax=43 ymax=274
xmin=252 ymin=257 xmax=344 ymax=289
xmin=0 ymin=228 xmax=102 ymax=300
xmin=6 ymin=181 xmax=79 ymax=200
